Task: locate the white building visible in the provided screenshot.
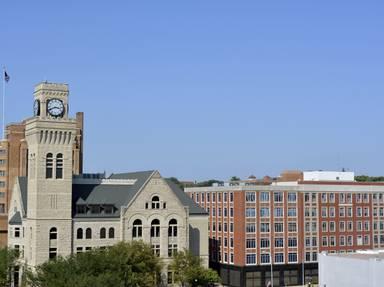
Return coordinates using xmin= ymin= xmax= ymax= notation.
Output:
xmin=319 ymin=250 xmax=384 ymax=287
xmin=303 ymin=171 xmax=355 ymax=182
xmin=7 ymin=82 xmax=208 ymax=286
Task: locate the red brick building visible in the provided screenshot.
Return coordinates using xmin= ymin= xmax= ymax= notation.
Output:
xmin=185 ymin=171 xmax=384 ymax=287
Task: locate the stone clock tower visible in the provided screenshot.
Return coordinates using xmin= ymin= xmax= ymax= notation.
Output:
xmin=24 ymin=82 xmax=77 ymax=266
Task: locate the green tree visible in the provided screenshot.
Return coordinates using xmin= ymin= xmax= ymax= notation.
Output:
xmin=230 ymin=176 xmax=240 ymax=181
xmin=0 ymin=247 xmax=18 ymax=287
xmin=169 ymin=250 xmax=220 ymax=287
xmin=27 ymin=241 xmax=162 ymax=287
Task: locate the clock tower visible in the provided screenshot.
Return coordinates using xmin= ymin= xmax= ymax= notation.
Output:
xmin=24 ymin=82 xmax=77 ymax=266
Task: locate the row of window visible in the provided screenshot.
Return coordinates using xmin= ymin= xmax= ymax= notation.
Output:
xmin=132 ymin=219 xmax=178 ymax=238
xmin=208 ymin=207 xmax=234 ymax=217
xmin=245 ymin=237 xmax=298 ymax=249
xmin=246 ymin=207 xmax=297 ymax=218
xmin=246 ymin=192 xmax=297 ymax=203
xmin=209 ymin=222 xmax=233 ymax=233
xmin=246 ymin=253 xmax=299 ymax=265
xmin=246 ymin=222 xmax=297 ymax=233
xmin=76 ymin=227 xmax=115 ymax=239
xmin=192 ymin=192 xmax=234 ymax=203
xmin=321 ymin=235 xmax=370 ymax=247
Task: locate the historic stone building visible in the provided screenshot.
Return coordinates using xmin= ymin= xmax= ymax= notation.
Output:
xmin=7 ymin=82 xmax=208 ymax=286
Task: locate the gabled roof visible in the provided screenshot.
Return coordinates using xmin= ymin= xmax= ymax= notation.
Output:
xmin=72 ymin=170 xmax=154 ymax=218
xmin=165 ymin=179 xmax=208 ymax=215
xmin=9 ymin=211 xmax=22 ymax=225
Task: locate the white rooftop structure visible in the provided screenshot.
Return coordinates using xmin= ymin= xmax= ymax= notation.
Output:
xmin=303 ymin=170 xmax=354 ymax=181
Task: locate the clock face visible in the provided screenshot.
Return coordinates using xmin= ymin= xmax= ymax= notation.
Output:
xmin=47 ymin=99 xmax=64 ymax=117
xmin=33 ymin=99 xmax=40 ymax=116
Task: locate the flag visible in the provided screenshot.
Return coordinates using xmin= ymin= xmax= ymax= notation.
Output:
xmin=4 ymin=70 xmax=9 ymax=82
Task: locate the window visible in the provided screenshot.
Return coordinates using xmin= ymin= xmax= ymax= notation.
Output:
xmin=322 ymin=236 xmax=328 ymax=247
xmin=260 ymin=238 xmax=270 ymax=248
xmin=49 ymin=227 xmax=57 ymax=240
xmin=288 ymin=208 xmax=296 ymax=217
xmin=168 ymin=219 xmax=177 ymax=237
xmin=246 ymin=254 xmax=256 ymax=265
xmin=246 ymin=223 xmax=256 ymax=233
xmin=260 ymin=223 xmax=270 ymax=233
xmin=356 ymin=207 xmax=362 ymax=217
xmin=275 ymin=253 xmax=284 ymax=263
xmin=275 ymin=238 xmax=284 ymax=248
xmin=329 ymin=207 xmax=335 ymax=217
xmin=329 ymin=221 xmax=335 ymax=232
xmin=321 ymin=207 xmax=327 ymax=217
xmin=108 ymin=227 xmax=115 ymax=239
xmin=288 ymin=192 xmax=296 ymax=202
xmin=260 ymin=192 xmax=269 ymax=202
xmin=329 ymin=193 xmax=335 ymax=203
xmin=246 ymin=239 xmax=256 ymax=248
xmin=14 ymin=227 xmax=20 ymax=238
xmin=288 ymin=253 xmax=297 ymax=263
xmin=86 ymin=228 xmax=92 ymax=239
xmin=104 ymin=205 xmax=114 ymax=214
xmin=0 ymin=159 xmax=5 ymax=165
xmin=230 ymin=208 xmax=234 ymax=217
xmin=0 ymin=181 xmax=5 ymax=188
xmin=49 ymin=248 xmax=57 ymax=260
xmin=132 ymin=219 xmax=142 ymax=238
xmin=76 ymin=247 xmax=83 ymax=254
xmin=260 ymin=208 xmax=269 ymax=217
xmin=168 ymin=244 xmax=177 ymax=257
xmin=321 ymin=193 xmax=327 ymax=203
xmin=152 ymin=244 xmax=160 ymax=256
xmin=46 ymin=153 xmax=53 ymax=178
xmin=100 ymin=228 xmax=106 ymax=239
xmin=260 ymin=254 xmax=270 ymax=264
xmin=339 ymin=236 xmax=345 ymax=246
xmin=322 ymin=222 xmax=328 ymax=232
xmin=77 ymin=228 xmax=83 ymax=239
xmin=246 ymin=192 xmax=256 ymax=202
xmin=274 ymin=207 xmax=283 ymax=217
xmin=288 ymin=237 xmax=297 ymax=247
xmin=56 ymin=153 xmax=63 ymax=178
xmin=363 ymin=207 xmax=369 ymax=217
xmin=246 ymin=208 xmax=256 ymax=217
xmin=151 ymin=219 xmax=160 ymax=237
xmin=90 ymin=205 xmax=101 ymax=214
xmin=274 ymin=192 xmax=283 ymax=202
xmin=230 ymin=192 xmax=234 ymax=202
xmin=288 ymin=222 xmax=297 ymax=232
xmin=274 ymin=223 xmax=283 ymax=233
xmin=151 ymin=196 xmax=160 ymax=209
xmin=76 ymin=205 xmax=87 ymax=214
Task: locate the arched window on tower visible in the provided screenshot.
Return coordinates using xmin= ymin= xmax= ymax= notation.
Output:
xmin=77 ymin=228 xmax=83 ymax=239
xmin=56 ymin=153 xmax=63 ymax=179
xmin=100 ymin=228 xmax=106 ymax=239
xmin=109 ymin=227 xmax=115 ymax=239
xmin=151 ymin=219 xmax=160 ymax=238
xmin=151 ymin=196 xmax=160 ymax=209
xmin=46 ymin=153 xmax=53 ymax=178
xmin=168 ymin=219 xmax=178 ymax=237
xmin=49 ymin=227 xmax=57 ymax=240
xmin=132 ymin=219 xmax=142 ymax=238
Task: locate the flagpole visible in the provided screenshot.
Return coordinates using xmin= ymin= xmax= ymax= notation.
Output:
xmin=2 ymin=67 xmax=5 ymax=140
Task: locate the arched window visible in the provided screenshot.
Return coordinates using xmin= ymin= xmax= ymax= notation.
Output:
xmin=77 ymin=228 xmax=83 ymax=239
xmin=151 ymin=219 xmax=160 ymax=238
xmin=168 ymin=219 xmax=177 ymax=237
xmin=46 ymin=153 xmax=53 ymax=178
xmin=151 ymin=196 xmax=160 ymax=209
xmin=86 ymin=228 xmax=92 ymax=239
xmin=132 ymin=219 xmax=142 ymax=238
xmin=109 ymin=228 xmax=115 ymax=239
xmin=100 ymin=228 xmax=106 ymax=239
xmin=56 ymin=153 xmax=63 ymax=179
xmin=49 ymin=227 xmax=57 ymax=240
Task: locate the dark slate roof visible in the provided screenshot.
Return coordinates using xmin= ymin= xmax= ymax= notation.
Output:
xmin=165 ymin=179 xmax=208 ymax=215
xmin=9 ymin=211 xmax=22 ymax=225
xmin=19 ymin=177 xmax=28 ymax=214
xmin=72 ymin=170 xmax=154 ymax=218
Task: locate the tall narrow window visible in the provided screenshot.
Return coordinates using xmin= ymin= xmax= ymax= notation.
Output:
xmin=133 ymin=219 xmax=142 ymax=238
xmin=46 ymin=153 xmax=53 ymax=178
xmin=168 ymin=219 xmax=178 ymax=237
xmin=109 ymin=227 xmax=115 ymax=239
xmin=151 ymin=219 xmax=160 ymax=238
xmin=86 ymin=228 xmax=92 ymax=239
xmin=56 ymin=153 xmax=63 ymax=179
xmin=77 ymin=228 xmax=83 ymax=239
xmin=49 ymin=227 xmax=57 ymax=240
xmin=151 ymin=196 xmax=160 ymax=209
xmin=100 ymin=228 xmax=106 ymax=239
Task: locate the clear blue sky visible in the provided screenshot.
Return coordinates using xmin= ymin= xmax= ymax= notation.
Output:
xmin=1 ymin=1 xmax=383 ymax=181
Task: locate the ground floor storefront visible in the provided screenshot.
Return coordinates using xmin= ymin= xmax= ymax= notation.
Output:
xmin=210 ymin=262 xmax=318 ymax=287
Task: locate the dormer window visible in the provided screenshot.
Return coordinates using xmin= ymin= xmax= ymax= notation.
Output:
xmin=104 ymin=205 xmax=114 ymax=214
xmin=151 ymin=196 xmax=160 ymax=209
xmin=76 ymin=205 xmax=87 ymax=214
xmin=90 ymin=205 xmax=101 ymax=214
